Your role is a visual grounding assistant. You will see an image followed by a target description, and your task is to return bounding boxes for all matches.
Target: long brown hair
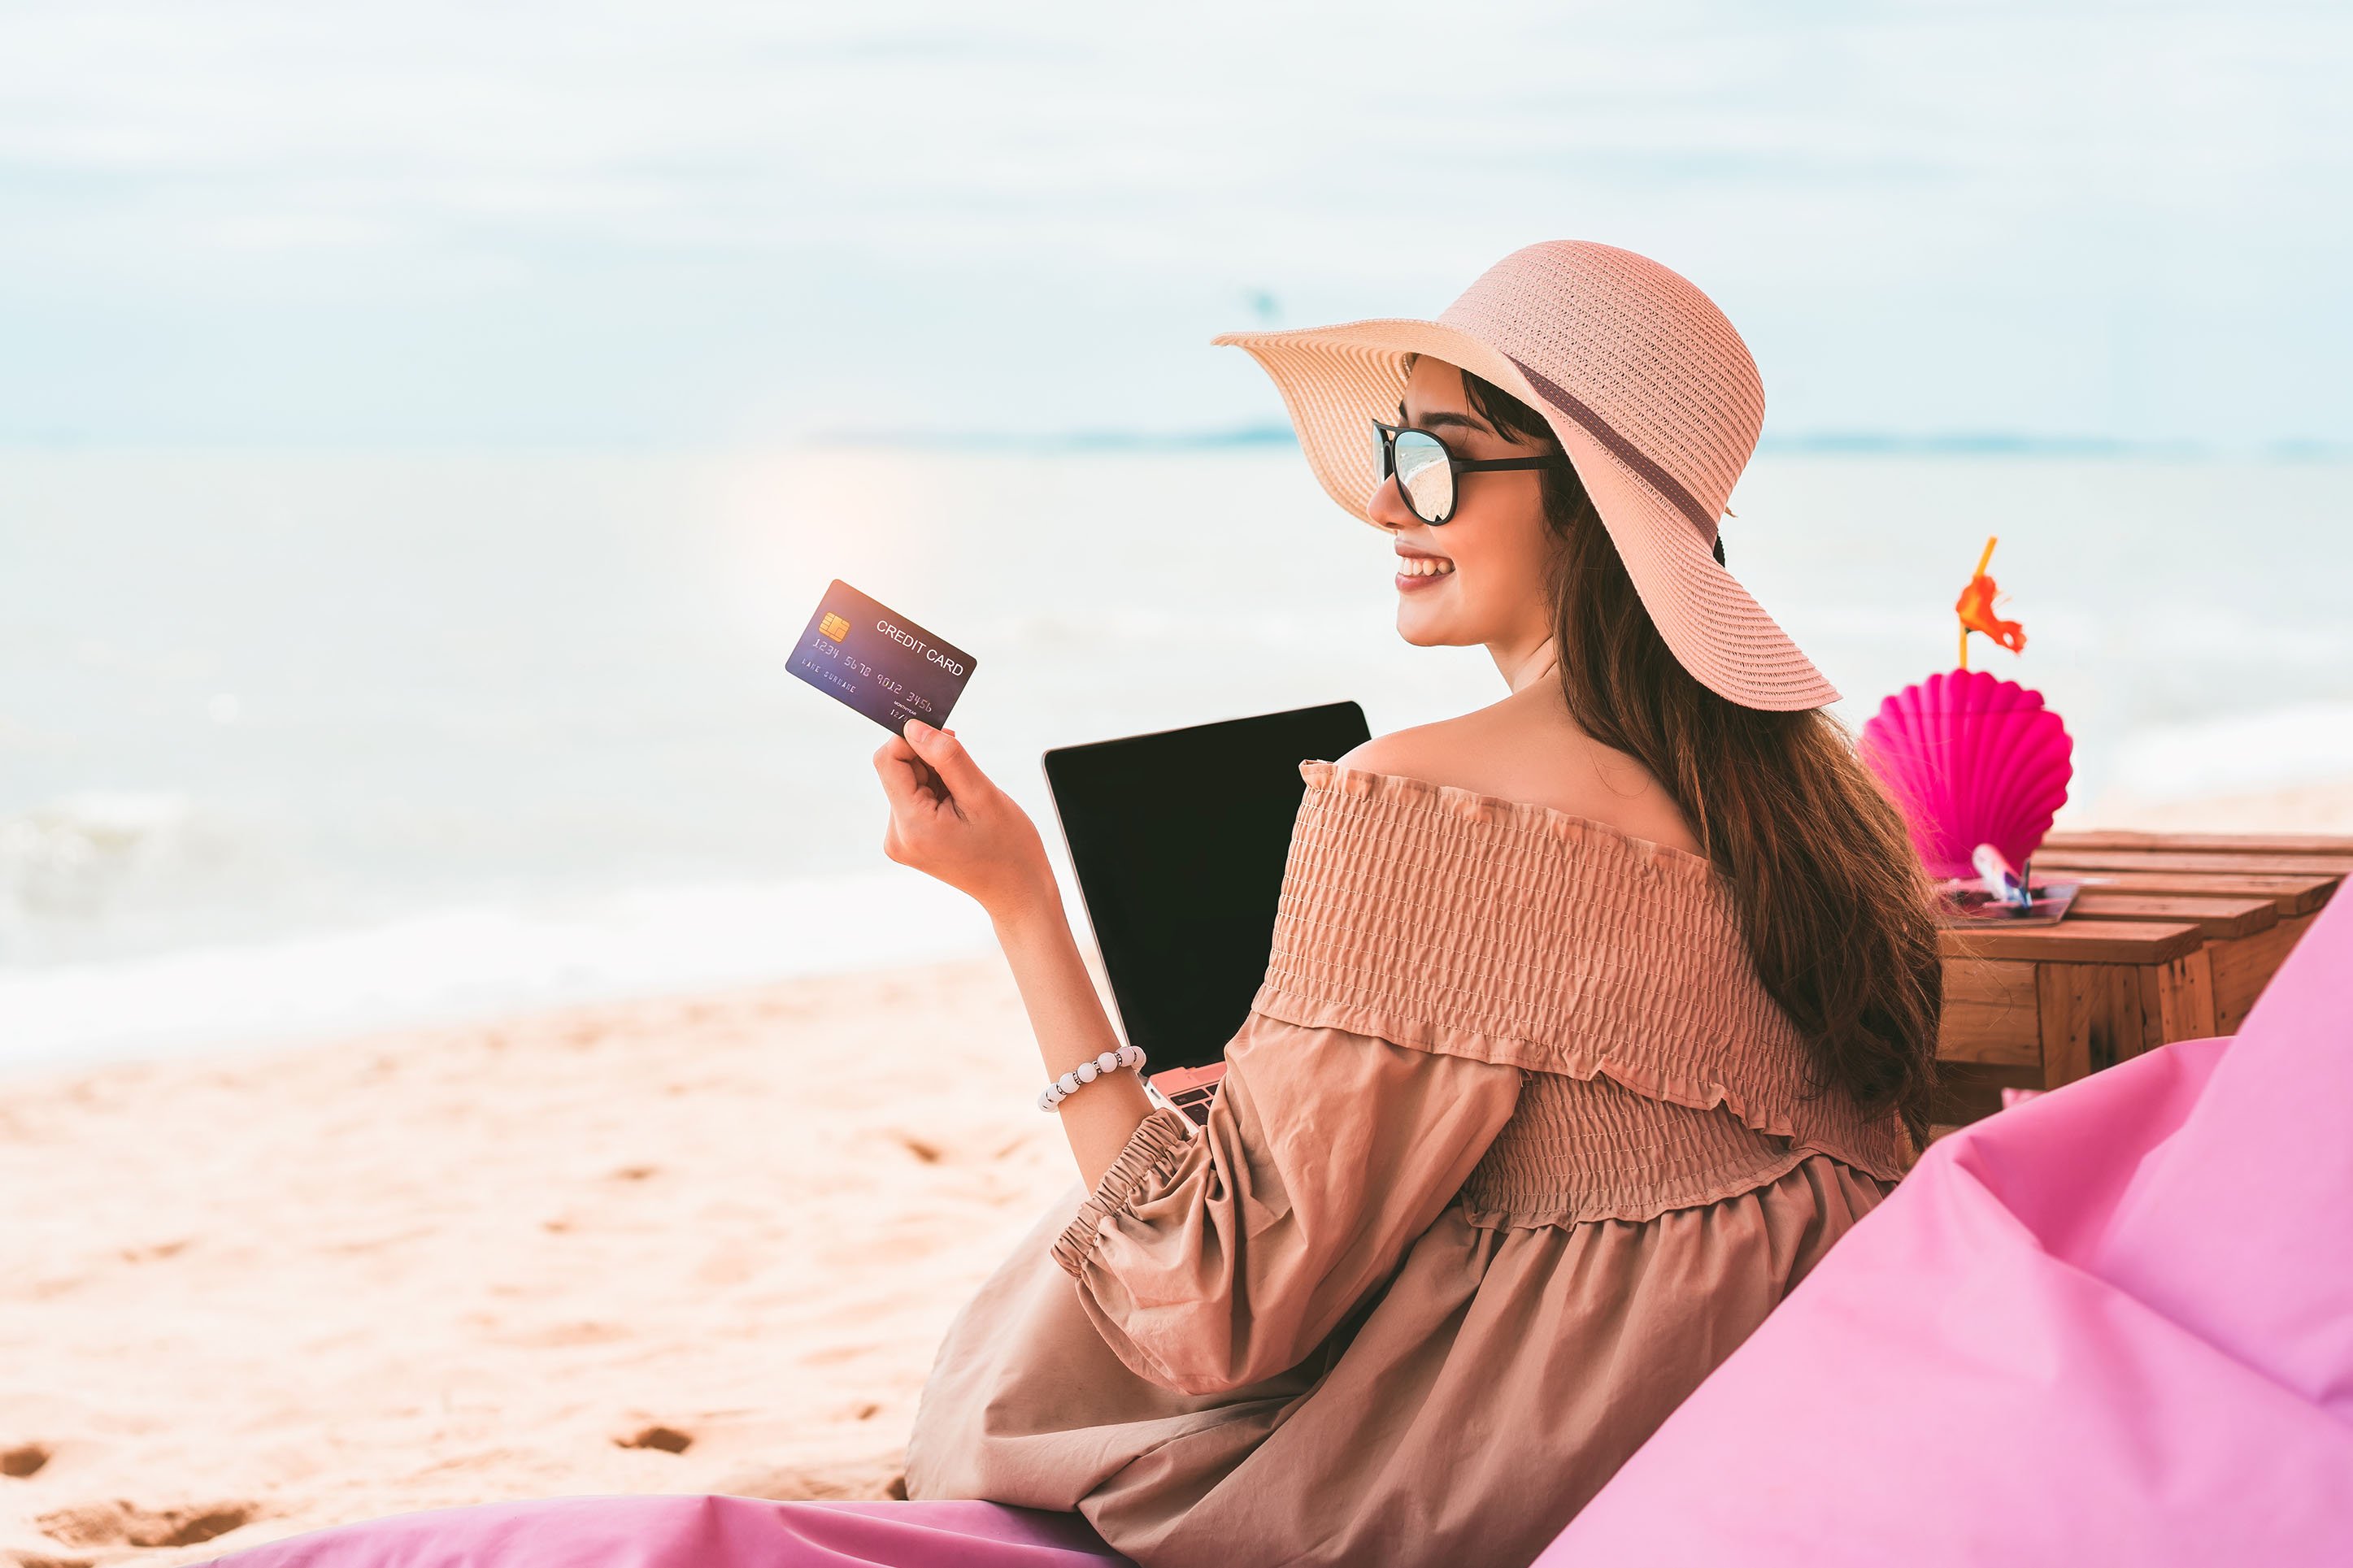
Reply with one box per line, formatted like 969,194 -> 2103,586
1459,367 -> 1943,1145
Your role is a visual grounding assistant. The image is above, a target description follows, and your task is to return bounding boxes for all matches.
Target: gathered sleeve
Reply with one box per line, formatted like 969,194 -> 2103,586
1052,1010 -> 1521,1396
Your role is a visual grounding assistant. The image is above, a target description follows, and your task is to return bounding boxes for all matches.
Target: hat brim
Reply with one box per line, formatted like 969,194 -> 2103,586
1215,319 -> 1839,711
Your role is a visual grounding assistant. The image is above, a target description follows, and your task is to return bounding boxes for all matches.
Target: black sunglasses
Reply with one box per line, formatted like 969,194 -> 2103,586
1373,419 -> 1571,525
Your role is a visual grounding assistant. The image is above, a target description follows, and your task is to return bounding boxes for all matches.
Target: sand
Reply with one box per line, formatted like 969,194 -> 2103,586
0,957 -> 1075,1566
7,782 -> 2348,1567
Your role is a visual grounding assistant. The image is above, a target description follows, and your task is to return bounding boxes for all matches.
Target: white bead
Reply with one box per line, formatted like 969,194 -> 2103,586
1041,1044 -> 1154,1110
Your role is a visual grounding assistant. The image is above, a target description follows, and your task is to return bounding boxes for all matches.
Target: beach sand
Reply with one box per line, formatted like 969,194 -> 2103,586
7,784 -> 2348,1567
0,957 -> 1075,1566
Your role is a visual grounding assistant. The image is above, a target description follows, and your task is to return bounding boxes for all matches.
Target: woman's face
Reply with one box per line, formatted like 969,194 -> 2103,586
1370,358 -> 1558,655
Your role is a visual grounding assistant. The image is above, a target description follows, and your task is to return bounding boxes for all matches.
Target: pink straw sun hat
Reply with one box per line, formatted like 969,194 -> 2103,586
1216,240 -> 1838,711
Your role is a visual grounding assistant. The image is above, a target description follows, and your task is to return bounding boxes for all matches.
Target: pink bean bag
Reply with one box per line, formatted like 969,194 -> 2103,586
207,1496 -> 1131,1567
1541,884 -> 2353,1565
208,893 -> 2353,1566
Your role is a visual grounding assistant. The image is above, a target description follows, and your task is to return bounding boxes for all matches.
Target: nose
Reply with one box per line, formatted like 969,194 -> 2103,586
1368,471 -> 1416,532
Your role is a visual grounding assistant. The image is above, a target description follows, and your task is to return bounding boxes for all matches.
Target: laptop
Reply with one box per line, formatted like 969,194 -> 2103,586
1041,701 -> 1372,1126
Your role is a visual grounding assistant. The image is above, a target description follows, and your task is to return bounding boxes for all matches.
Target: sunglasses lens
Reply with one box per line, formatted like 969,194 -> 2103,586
1392,430 -> 1453,522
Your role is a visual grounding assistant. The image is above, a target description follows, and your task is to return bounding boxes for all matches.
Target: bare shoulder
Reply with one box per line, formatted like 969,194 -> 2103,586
1336,688 -> 1703,854
1333,716 -> 1476,783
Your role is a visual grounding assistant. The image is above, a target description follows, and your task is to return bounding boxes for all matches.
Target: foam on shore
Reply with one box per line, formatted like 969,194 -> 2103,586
0,871 -> 994,1077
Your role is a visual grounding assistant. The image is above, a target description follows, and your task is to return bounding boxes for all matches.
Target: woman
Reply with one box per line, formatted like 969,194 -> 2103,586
883,240 -> 1941,1566
203,242 -> 1938,1568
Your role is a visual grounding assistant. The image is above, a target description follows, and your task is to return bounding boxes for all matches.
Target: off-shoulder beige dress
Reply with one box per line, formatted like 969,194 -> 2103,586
905,763 -> 1910,1568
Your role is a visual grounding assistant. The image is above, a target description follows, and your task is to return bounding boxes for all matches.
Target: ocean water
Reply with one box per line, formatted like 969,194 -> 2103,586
3,446 -> 2348,1071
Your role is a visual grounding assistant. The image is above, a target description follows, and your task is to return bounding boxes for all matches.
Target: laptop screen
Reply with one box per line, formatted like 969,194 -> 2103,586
1041,701 -> 1372,1072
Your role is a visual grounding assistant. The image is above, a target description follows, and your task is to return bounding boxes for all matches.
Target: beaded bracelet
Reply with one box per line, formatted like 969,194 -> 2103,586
1037,1044 -> 1147,1111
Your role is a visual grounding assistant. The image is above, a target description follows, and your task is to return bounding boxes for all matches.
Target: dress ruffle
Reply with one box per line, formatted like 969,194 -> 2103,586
1254,762 -> 1909,1183
1052,1110 -> 1193,1276
907,758 -> 1913,1566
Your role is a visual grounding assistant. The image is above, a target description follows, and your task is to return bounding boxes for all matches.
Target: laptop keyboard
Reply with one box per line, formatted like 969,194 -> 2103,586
1166,1083 -> 1220,1127
1146,1062 -> 1227,1128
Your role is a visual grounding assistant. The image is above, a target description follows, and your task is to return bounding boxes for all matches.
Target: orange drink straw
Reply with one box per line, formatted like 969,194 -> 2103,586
1955,535 -> 2025,667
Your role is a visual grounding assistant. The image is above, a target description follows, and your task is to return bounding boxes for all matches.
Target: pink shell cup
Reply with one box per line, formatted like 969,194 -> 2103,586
1857,670 -> 2073,880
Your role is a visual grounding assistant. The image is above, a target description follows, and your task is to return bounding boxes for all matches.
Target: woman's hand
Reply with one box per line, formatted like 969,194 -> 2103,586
873,719 -> 1057,919
876,718 -> 1150,1186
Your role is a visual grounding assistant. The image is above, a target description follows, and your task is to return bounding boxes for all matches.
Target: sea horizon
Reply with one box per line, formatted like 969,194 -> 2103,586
6,441 -> 2348,1073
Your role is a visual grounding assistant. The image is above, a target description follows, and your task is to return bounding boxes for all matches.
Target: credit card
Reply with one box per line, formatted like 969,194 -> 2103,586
786,580 -> 977,734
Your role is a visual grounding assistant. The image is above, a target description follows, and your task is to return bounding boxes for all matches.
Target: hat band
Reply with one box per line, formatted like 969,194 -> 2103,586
1504,354 -> 1719,541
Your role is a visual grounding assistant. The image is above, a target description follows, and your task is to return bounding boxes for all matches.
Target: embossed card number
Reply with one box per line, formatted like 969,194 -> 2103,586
787,580 -> 978,734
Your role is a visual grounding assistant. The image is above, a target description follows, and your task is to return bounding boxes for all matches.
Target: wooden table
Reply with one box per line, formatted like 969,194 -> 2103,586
1932,831 -> 2349,1127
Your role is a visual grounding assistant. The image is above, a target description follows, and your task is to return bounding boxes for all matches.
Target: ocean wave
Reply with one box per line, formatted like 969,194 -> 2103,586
0,871 -> 997,1077
0,792 -> 251,960
0,791 -> 198,888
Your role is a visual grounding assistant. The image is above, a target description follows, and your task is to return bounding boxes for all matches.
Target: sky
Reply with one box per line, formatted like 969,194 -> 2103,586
2,1 -> 2348,448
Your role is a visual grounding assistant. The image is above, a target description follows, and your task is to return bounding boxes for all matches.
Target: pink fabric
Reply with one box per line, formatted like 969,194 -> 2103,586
1539,888 -> 2353,1566
201,1496 -> 1132,1568
199,892 -> 2353,1566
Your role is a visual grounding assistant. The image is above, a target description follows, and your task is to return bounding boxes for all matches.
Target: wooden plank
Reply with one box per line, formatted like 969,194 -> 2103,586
2051,869 -> 2336,917
1929,1062 -> 2042,1129
1939,919 -> 2203,965
2212,911 -> 2316,1033
2068,892 -> 2277,939
2037,966 -> 2100,1087
2044,829 -> 2353,856
2147,947 -> 2218,1045
1936,958 -> 2041,1066
2037,962 -> 2158,1087
2033,848 -> 2353,878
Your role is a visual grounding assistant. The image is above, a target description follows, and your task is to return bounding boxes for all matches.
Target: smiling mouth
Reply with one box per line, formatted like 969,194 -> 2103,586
1395,554 -> 1455,590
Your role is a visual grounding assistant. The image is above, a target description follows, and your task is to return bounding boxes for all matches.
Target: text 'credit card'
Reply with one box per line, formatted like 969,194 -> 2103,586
786,580 -> 977,734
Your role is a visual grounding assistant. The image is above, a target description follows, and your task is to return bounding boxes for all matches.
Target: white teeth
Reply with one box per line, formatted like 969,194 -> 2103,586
1398,556 -> 1455,576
